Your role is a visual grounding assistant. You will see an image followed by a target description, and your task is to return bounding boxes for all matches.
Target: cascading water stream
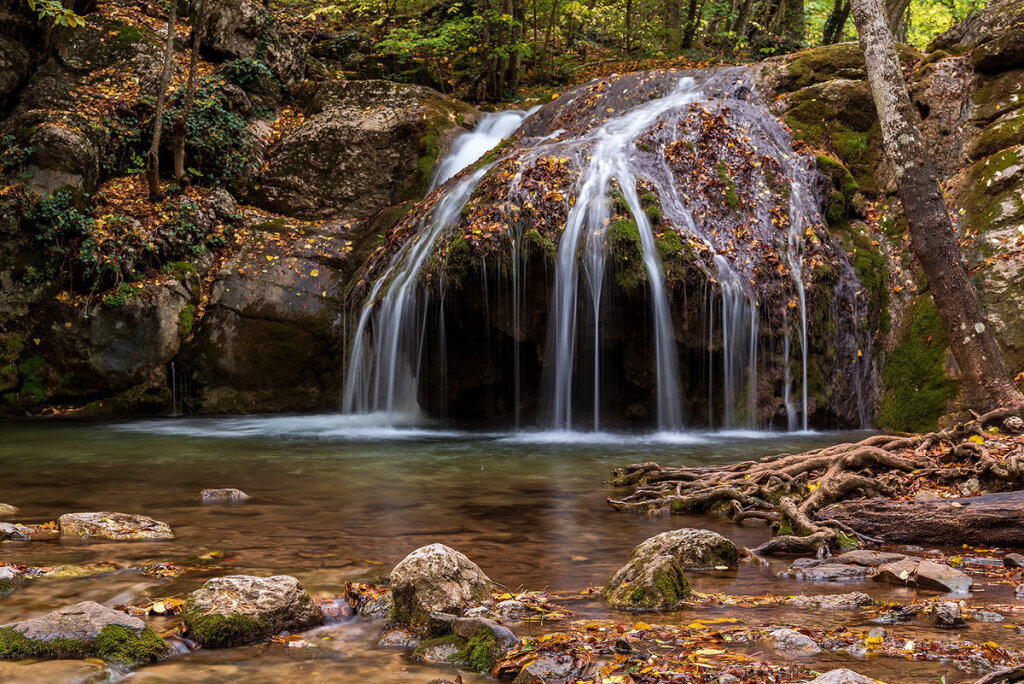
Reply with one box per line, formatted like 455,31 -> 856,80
343,110 -> 534,423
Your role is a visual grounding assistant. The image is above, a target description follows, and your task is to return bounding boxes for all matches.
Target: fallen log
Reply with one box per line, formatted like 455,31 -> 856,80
815,491 -> 1024,546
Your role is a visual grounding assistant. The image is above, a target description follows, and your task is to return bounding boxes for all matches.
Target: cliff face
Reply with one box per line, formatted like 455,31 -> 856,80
0,0 -> 1021,428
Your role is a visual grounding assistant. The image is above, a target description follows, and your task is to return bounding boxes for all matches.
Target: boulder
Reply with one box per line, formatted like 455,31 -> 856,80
806,669 -> 876,683
628,528 -> 739,569
0,36 -> 30,106
759,628 -> 821,655
199,488 -> 251,504
784,592 -> 873,610
0,566 -> 24,595
513,653 -> 590,683
932,601 -> 967,629
834,550 -> 910,566
389,544 -> 498,626
250,80 -> 476,220
1005,553 -> 1024,569
0,110 -> 107,194
929,0 -> 1024,73
183,575 -> 323,648
58,512 -> 174,540
602,549 -> 690,612
0,522 -> 31,541
782,563 -> 875,583
0,601 -> 167,667
873,558 -> 973,594
0,503 -> 17,516
453,616 -> 519,652
195,0 -> 307,87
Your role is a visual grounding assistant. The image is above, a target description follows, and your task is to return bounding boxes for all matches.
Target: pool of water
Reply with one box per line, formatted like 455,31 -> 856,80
0,417 -> 1018,682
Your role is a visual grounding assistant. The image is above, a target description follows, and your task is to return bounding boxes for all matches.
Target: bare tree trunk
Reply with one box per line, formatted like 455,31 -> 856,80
665,0 -> 682,51
147,0 -> 178,201
174,0 -> 204,185
884,0 -> 910,38
850,0 -> 1024,413
681,0 -> 702,47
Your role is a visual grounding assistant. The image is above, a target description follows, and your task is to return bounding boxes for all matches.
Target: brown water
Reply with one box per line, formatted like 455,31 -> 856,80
0,417 -> 1020,683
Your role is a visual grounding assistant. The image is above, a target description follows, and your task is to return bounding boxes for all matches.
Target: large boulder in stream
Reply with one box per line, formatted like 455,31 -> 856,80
633,528 -> 739,569
0,601 -> 168,667
182,575 -> 324,647
389,544 -> 499,626
58,512 -> 174,540
250,80 -> 478,220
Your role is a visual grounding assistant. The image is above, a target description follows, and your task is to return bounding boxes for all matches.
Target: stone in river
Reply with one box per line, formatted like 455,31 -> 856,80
759,628 -> 821,654
389,544 -> 498,626
0,504 -> 17,517
0,601 -> 167,667
0,523 -> 31,542
874,558 -> 973,594
0,566 -> 25,596
58,512 -> 174,540
781,563 -> 875,582
784,592 -> 873,610
932,601 -> 967,629
807,669 -> 877,683
200,488 -> 251,504
182,575 -> 323,648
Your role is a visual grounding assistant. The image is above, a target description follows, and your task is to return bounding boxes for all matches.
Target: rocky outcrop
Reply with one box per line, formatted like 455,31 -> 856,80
250,80 -> 477,220
195,0 -> 307,87
389,544 -> 498,626
182,575 -> 324,648
58,512 -> 174,540
929,0 -> 1024,73
0,601 -> 168,667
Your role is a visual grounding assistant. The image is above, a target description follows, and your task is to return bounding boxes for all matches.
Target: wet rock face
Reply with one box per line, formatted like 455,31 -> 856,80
0,601 -> 168,667
58,512 -> 174,541
389,544 -> 498,626
183,575 -> 324,648
250,80 -> 476,220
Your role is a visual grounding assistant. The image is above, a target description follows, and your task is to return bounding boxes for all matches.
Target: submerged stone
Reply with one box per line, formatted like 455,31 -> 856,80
0,659 -> 109,683
199,488 -> 251,504
808,668 -> 877,683
0,504 -> 17,517
378,626 -> 422,648
183,575 -> 323,648
759,628 -> 821,654
58,512 -> 173,541
0,601 -> 168,667
389,543 -> 498,626
784,592 -> 872,610
781,563 -> 875,583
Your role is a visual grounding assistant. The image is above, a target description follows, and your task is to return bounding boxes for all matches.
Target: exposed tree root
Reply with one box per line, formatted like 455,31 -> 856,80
607,410 -> 1024,555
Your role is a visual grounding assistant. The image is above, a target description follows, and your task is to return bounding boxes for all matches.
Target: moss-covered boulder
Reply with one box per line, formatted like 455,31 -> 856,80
411,616 -> 518,673
929,0 -> 1024,74
182,575 -> 324,648
58,512 -> 174,541
602,551 -> 689,611
0,601 -> 168,667
249,80 -> 477,220
389,544 -> 499,626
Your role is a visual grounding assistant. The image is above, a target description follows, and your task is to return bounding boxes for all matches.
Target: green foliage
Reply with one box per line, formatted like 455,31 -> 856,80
223,57 -> 276,90
0,624 -> 166,667
101,281 -> 140,308
0,135 -> 37,178
878,296 -> 960,432
25,0 -> 85,27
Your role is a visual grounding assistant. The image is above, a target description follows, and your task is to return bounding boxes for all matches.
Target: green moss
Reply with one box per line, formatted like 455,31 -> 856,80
179,304 -> 196,339
104,19 -> 159,53
878,295 -> 960,432
0,578 -> 14,595
0,625 -> 165,667
463,630 -> 499,672
94,625 -> 168,666
0,333 -> 25,393
849,227 -> 891,335
717,161 -> 739,209
183,601 -> 268,648
971,114 -> 1024,160
609,218 -> 645,293
412,634 -> 464,660
656,228 -> 682,257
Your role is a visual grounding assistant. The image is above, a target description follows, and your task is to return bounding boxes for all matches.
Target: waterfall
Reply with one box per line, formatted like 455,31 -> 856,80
342,67 -> 869,432
342,109 -> 534,422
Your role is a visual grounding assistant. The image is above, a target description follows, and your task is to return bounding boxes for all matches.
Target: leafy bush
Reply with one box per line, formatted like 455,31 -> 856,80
223,57 -> 276,90
0,134 -> 38,178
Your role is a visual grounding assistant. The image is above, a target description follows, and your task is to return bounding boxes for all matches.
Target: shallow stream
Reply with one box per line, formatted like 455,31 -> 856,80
1,419 -> 1020,682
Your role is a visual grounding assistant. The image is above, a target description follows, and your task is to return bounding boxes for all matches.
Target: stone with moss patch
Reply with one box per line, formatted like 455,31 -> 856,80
0,567 -> 24,596
603,552 -> 689,611
389,544 -> 498,627
0,601 -> 168,667
183,575 -> 323,648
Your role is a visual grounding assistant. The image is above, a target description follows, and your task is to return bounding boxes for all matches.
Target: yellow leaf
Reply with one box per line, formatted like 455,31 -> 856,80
808,482 -> 820,491
310,269 -> 319,277
151,601 -> 166,614
633,621 -> 652,631
969,434 -> 985,444
694,648 -> 725,655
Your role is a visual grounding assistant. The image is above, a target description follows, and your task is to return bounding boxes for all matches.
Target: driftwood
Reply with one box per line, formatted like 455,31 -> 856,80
816,491 -> 1024,546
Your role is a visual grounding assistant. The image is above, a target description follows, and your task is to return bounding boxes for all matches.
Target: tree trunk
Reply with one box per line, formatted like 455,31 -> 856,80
884,0 -> 910,39
665,0 -> 682,51
173,0 -> 203,185
822,0 -> 850,43
147,0 -> 178,201
850,0 -> 1024,414
681,0 -> 702,48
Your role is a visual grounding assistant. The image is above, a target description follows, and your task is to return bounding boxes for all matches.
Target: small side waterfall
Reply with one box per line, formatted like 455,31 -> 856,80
342,68 -> 874,431
342,110 -> 533,422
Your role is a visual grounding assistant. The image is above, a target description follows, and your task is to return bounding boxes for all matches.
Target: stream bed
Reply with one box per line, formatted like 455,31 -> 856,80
1,417 -> 1020,683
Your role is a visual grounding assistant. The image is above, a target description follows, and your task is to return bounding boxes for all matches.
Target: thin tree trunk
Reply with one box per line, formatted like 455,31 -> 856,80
624,0 -> 632,54
174,0 -> 204,185
850,0 -> 1024,413
884,0 -> 910,38
681,0 -> 701,47
822,0 -> 850,43
147,0 -> 178,201
665,0 -> 682,51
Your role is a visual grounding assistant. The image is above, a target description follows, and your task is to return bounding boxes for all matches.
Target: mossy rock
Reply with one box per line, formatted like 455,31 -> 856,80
970,111 -> 1024,161
0,601 -> 168,668
781,42 -> 918,91
602,553 -> 690,611
878,295 -> 959,432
